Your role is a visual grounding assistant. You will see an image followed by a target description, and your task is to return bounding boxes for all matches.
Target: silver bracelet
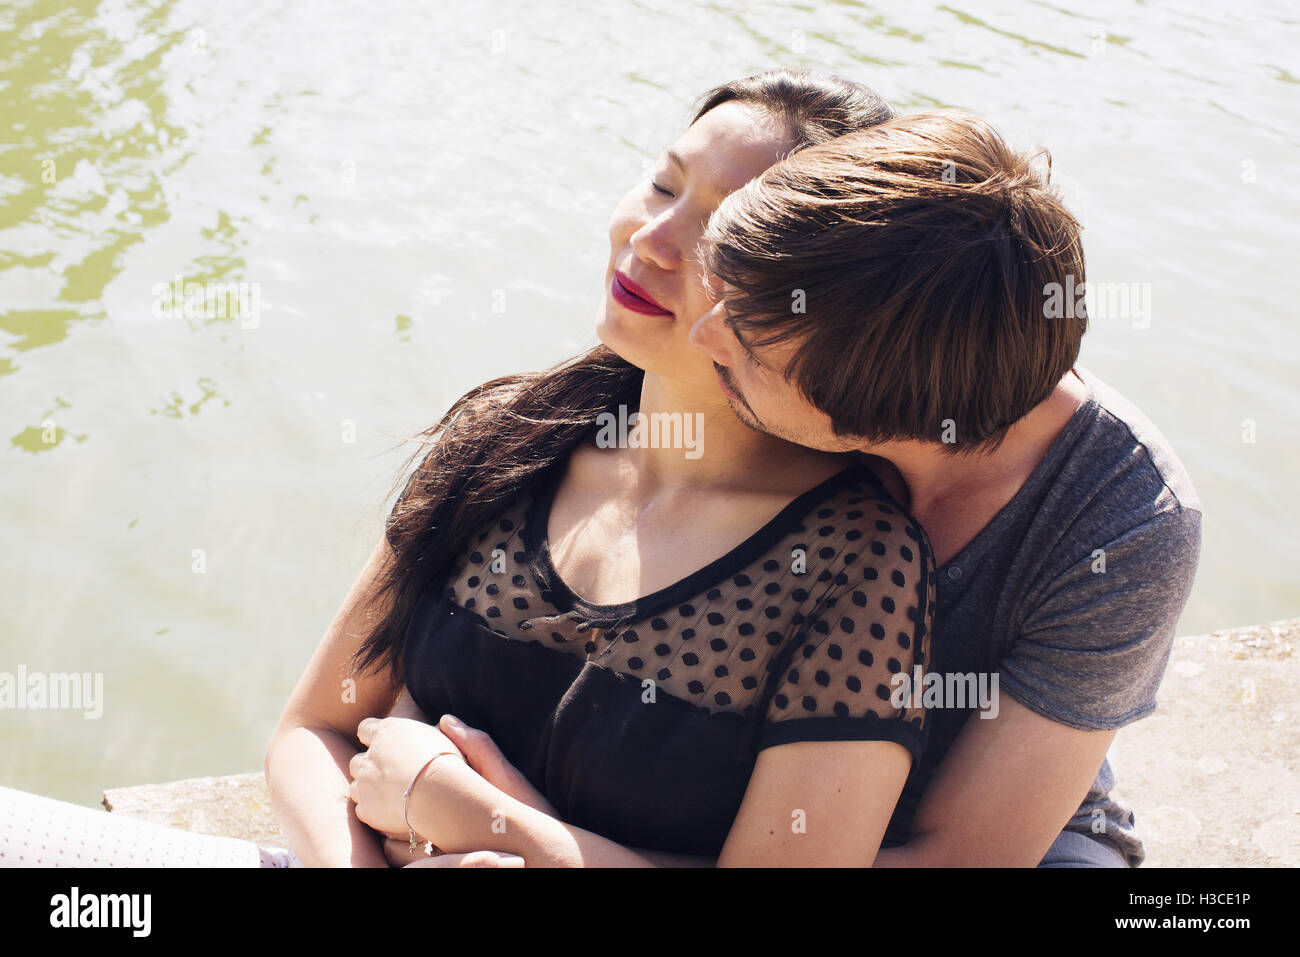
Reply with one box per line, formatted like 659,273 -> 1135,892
403,751 -> 463,853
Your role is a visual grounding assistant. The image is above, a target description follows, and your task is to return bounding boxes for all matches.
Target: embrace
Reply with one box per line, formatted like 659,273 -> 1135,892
279,67 -> 1203,869
1,69 -> 1203,869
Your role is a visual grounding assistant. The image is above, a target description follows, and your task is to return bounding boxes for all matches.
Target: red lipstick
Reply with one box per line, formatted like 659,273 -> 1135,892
612,270 -> 672,316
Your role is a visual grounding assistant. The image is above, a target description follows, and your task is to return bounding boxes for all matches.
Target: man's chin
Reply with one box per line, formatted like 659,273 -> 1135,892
724,395 -> 777,439
727,399 -> 853,453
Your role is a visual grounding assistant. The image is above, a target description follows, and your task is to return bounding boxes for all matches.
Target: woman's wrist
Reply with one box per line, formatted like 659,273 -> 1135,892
406,757 -> 583,864
407,751 -> 495,851
402,751 -> 461,847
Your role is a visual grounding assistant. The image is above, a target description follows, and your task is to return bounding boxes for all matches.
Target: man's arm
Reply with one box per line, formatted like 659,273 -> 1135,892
878,508 -> 1202,866
874,695 -> 1114,867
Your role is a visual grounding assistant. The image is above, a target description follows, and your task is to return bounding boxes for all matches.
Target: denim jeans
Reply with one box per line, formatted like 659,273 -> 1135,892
1037,828 -> 1130,868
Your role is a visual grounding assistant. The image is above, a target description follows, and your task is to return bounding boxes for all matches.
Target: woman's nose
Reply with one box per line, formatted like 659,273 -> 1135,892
629,214 -> 684,273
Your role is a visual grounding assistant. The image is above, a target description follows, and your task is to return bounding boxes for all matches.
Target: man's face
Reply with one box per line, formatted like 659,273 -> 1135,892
688,295 -> 862,453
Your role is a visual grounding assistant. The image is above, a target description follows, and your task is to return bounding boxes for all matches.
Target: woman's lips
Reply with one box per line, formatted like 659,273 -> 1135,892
611,271 -> 672,316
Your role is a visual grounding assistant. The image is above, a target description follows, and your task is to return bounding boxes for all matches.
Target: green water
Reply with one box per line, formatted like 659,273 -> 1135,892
2,0 -> 1297,804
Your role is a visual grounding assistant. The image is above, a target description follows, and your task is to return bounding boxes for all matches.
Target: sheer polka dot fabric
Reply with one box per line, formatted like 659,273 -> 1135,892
441,464 -> 933,743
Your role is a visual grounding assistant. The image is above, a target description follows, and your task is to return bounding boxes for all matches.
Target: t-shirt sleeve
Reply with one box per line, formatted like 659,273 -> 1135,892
757,509 -> 934,763
999,507 -> 1203,731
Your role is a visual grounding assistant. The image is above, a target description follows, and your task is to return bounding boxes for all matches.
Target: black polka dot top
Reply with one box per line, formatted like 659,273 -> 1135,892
401,458 -> 935,857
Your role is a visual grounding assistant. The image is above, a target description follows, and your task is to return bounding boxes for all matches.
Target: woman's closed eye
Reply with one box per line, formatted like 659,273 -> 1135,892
650,179 -> 675,198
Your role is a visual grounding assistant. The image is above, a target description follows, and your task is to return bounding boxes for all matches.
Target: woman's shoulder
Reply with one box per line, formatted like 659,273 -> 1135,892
799,464 -> 936,631
758,463 -> 935,745
811,460 -> 929,553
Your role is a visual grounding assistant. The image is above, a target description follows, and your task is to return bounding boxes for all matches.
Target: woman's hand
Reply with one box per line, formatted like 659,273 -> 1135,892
348,716 -> 464,837
381,693 -> 554,817
357,715 -> 665,867
436,714 -> 558,818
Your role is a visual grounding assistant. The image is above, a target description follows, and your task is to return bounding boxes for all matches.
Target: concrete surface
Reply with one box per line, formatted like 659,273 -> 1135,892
101,618 -> 1299,866
103,771 -> 285,847
1107,617 -> 1298,867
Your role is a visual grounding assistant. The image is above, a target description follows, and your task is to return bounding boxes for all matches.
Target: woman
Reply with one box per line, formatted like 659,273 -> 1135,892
0,69 -> 934,868
297,68 -> 936,868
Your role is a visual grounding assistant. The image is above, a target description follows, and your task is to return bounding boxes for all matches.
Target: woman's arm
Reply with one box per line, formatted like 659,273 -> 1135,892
399,757 -> 659,867
623,848 -> 715,867
436,717 -> 904,868
717,739 -> 911,866
356,713 -> 713,866
398,737 -> 909,867
387,686 -> 429,721
265,536 -> 405,867
353,709 -> 907,867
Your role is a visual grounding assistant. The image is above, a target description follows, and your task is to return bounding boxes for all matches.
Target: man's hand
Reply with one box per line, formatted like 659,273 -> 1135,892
356,698 -> 556,866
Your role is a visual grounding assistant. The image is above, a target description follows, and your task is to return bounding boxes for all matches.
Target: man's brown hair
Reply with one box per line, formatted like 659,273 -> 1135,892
702,109 -> 1088,452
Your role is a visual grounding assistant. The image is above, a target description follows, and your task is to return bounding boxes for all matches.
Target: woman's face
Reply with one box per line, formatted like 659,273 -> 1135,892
597,100 -> 794,392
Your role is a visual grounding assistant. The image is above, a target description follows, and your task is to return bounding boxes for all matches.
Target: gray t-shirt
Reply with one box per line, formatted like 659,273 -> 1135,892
883,364 -> 1203,865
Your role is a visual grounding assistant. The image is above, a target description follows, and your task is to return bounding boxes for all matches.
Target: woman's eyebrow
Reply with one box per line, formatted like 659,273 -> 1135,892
664,147 -> 730,202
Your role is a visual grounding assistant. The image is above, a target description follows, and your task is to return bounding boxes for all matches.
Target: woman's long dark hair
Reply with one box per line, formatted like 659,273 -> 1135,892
351,69 -> 897,688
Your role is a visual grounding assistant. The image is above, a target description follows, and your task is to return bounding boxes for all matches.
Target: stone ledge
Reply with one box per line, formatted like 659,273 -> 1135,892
102,771 -> 285,848
102,618 -> 1300,866
1107,617 -> 1298,867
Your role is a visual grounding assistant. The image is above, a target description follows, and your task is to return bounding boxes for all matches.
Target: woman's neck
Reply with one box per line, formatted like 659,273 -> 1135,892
608,372 -> 846,497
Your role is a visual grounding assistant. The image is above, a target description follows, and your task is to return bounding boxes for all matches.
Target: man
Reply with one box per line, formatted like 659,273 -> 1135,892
687,109 -> 1202,866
